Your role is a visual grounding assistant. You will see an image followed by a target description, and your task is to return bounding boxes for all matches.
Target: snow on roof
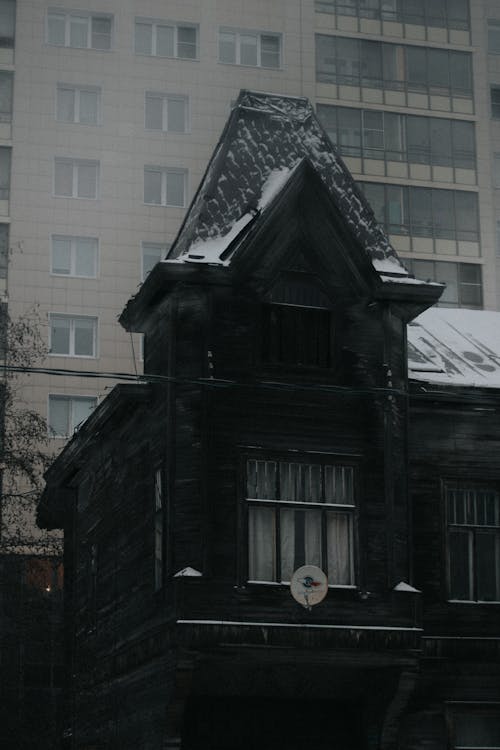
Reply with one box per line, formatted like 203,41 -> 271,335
169,90 -> 408,274
408,307 -> 500,388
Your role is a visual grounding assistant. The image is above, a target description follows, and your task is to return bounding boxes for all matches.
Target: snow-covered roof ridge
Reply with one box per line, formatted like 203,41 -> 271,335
408,307 -> 500,388
167,89 -> 407,273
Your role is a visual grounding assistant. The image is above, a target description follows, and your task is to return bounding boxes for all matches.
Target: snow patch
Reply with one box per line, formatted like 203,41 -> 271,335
182,213 -> 254,265
373,257 -> 409,276
174,567 -> 203,577
393,581 -> 421,593
257,166 -> 294,210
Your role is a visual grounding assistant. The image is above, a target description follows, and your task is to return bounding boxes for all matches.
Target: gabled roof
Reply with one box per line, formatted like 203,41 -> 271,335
167,89 -> 407,275
408,308 -> 500,389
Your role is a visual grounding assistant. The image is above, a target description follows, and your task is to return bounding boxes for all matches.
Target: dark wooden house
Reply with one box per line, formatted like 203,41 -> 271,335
39,91 -> 500,750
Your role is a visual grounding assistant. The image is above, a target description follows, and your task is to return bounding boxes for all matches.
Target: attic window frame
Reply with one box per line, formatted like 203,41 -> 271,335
260,271 -> 335,371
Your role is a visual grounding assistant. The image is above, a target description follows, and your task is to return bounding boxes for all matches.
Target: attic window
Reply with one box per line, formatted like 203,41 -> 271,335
263,273 -> 333,369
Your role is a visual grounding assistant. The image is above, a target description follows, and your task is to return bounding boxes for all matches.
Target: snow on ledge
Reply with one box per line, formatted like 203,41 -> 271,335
183,213 -> 255,265
257,166 -> 295,210
393,581 -> 421,593
174,567 -> 203,578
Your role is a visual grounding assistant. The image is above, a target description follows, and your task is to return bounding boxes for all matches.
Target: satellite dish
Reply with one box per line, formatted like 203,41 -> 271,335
290,565 -> 328,610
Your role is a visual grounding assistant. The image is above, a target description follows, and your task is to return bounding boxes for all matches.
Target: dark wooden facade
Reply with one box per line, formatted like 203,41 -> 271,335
39,92 -> 500,750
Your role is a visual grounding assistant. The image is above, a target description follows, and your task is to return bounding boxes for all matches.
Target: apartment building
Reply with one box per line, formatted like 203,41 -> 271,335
0,0 -> 498,451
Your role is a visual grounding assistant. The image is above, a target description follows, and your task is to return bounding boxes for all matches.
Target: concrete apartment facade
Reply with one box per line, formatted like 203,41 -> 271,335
0,0 -> 499,448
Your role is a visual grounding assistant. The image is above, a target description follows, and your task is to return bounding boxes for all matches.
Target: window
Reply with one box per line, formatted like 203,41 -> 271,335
144,167 -> 186,207
49,314 -> 97,357
56,85 -> 100,125
262,272 -> 334,368
135,19 -> 198,59
404,259 -> 482,308
0,146 -> 10,200
315,35 -> 472,99
145,93 -> 188,132
219,29 -> 281,68
450,706 -> 500,749
359,182 -> 479,243
54,158 -> 99,199
154,468 -> 164,590
447,487 -> 500,601
0,72 -> 13,122
48,394 -> 97,437
0,223 -> 8,278
492,87 -> 500,119
314,0 -> 470,31
141,242 -> 169,281
47,11 -> 112,50
51,235 -> 98,277
245,454 -> 356,585
489,19 -> 500,54
0,0 -> 16,47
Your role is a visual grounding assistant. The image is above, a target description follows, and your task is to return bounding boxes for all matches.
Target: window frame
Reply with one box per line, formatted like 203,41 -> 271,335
488,19 -> 500,55
314,0 -> 470,32
218,27 -> 282,69
403,259 -> 482,308
491,86 -> 500,119
240,449 -> 359,587
54,158 -> 99,200
144,166 -> 187,207
445,484 -> 500,603
50,234 -> 99,278
56,84 -> 101,125
47,393 -> 97,438
447,702 -> 500,750
49,313 -> 98,358
47,10 -> 113,50
144,92 -> 189,133
134,18 -> 199,60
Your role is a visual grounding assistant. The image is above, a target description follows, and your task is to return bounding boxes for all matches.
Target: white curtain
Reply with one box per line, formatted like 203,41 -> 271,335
248,506 -> 275,581
327,512 -> 352,584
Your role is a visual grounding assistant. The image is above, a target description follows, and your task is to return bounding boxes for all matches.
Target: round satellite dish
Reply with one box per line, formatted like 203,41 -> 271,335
290,565 -> 328,610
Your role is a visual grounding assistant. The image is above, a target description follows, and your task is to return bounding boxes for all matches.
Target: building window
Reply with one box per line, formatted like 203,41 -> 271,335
489,19 -> 500,54
450,706 -> 500,748
56,85 -> 100,125
48,394 -> 97,437
0,223 -> 8,278
49,314 -> 97,357
315,0 -> 470,31
51,235 -> 98,278
492,87 -> 500,119
141,242 -> 169,281
360,182 -> 479,243
317,105 -> 475,170
145,93 -> 188,132
154,468 -> 164,590
47,11 -> 112,50
447,487 -> 500,602
134,19 -> 198,59
315,35 -> 472,99
219,29 -> 281,68
0,146 -> 10,200
54,158 -> 99,199
0,71 -> 13,122
245,454 -> 356,585
144,167 -> 186,207
0,0 -> 16,48
404,259 -> 482,308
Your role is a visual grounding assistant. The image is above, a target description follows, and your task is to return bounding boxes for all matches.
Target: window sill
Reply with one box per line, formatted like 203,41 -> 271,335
446,599 -> 500,606
217,60 -> 282,71
49,353 -> 97,359
247,580 -> 357,590
135,52 -> 199,62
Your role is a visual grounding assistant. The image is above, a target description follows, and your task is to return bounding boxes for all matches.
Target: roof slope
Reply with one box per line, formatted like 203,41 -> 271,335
168,90 -> 407,274
408,308 -> 500,388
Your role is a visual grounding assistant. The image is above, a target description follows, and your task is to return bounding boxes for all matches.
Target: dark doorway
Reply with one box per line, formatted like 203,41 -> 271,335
182,696 -> 365,750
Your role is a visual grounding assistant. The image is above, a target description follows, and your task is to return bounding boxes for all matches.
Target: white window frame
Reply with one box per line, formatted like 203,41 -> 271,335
219,28 -> 282,69
489,19 -> 500,55
48,394 -> 97,438
134,18 -> 199,60
56,84 -> 101,125
54,158 -> 99,199
47,10 -> 113,50
245,453 -> 356,586
144,166 -> 187,207
145,92 -> 189,133
50,234 -> 99,278
141,242 -> 169,281
49,313 -> 98,358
